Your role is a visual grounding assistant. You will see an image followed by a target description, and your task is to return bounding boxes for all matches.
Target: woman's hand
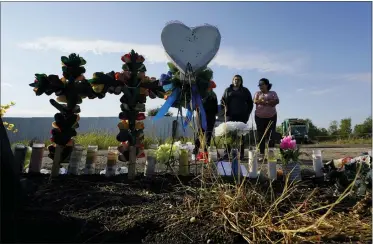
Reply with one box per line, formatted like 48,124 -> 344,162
267,99 -> 279,107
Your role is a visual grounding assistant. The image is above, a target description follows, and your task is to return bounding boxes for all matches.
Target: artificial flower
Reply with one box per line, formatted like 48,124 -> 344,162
136,55 -> 145,63
214,121 -> 250,137
121,54 -> 131,63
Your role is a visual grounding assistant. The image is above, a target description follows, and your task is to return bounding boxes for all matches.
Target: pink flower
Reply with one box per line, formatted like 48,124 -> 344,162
280,136 -> 297,150
289,139 -> 297,150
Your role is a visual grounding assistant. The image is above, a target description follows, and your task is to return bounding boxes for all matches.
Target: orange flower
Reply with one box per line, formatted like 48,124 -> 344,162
115,72 -> 120,80
117,120 -> 129,130
61,77 -> 67,83
135,121 -> 144,130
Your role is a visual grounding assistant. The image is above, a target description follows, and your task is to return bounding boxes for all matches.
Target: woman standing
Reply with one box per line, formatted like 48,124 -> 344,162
221,75 -> 253,159
253,78 -> 279,160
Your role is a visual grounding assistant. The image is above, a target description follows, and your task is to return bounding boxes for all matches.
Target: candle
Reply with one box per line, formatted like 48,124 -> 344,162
106,146 -> 118,177
312,149 -> 323,177
144,144 -> 157,177
179,149 -> 189,176
267,148 -> 277,180
14,144 -> 27,174
68,144 -> 84,175
248,150 -> 258,178
84,145 -> 98,175
29,143 -> 45,173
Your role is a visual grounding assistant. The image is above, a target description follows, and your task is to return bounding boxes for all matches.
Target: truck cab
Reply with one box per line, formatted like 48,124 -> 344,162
282,118 -> 310,144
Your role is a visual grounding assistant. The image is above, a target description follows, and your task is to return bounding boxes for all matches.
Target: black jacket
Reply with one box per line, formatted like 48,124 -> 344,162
203,91 -> 218,119
221,84 -> 253,123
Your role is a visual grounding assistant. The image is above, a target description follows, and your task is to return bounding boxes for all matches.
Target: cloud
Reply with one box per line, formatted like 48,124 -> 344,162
18,37 -> 305,74
310,88 -> 333,95
1,82 -> 12,88
295,72 -> 372,83
338,73 -> 372,83
296,88 -> 304,92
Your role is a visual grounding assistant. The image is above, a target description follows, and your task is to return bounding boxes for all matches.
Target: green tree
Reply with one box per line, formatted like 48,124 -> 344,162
354,116 -> 372,137
328,120 -> 339,135
147,107 -> 173,117
339,118 -> 352,138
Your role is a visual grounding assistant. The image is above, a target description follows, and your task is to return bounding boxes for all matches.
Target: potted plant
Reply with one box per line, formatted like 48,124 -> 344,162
279,136 -> 303,183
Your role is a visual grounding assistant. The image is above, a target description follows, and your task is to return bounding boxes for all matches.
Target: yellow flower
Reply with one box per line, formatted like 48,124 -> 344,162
3,121 -> 8,126
13,129 -> 18,133
10,101 -> 15,106
7,123 -> 14,130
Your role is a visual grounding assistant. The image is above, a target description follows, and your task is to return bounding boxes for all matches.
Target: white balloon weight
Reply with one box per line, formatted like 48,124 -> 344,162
161,21 -> 221,74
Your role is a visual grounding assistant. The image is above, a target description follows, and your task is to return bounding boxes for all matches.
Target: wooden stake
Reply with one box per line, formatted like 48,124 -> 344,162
128,146 -> 136,180
51,145 -> 64,177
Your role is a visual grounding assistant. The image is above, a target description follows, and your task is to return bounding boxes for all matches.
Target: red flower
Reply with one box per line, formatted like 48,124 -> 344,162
121,53 -> 131,63
136,55 -> 145,63
209,80 -> 216,89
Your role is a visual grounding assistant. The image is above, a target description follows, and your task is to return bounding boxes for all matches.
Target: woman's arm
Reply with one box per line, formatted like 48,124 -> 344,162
267,91 -> 279,106
253,92 -> 265,105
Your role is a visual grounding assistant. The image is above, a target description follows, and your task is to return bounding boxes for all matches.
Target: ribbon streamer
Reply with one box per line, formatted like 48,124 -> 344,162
153,88 -> 181,121
183,85 -> 207,131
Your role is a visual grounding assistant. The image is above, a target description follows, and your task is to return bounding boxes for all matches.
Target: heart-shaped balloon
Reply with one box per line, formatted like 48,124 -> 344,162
161,21 -> 221,74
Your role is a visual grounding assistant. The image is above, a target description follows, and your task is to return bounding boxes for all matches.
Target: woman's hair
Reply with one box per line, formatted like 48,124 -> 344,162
259,78 -> 272,91
232,74 -> 243,83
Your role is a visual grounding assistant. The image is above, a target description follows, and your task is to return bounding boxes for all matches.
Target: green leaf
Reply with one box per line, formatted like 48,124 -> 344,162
167,62 -> 178,73
61,56 -> 69,64
80,57 -> 87,66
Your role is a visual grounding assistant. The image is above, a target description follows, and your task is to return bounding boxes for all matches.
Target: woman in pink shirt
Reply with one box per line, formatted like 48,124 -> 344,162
253,78 -> 279,159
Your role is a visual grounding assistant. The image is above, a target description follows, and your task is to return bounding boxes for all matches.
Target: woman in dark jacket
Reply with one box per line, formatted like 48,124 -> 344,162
221,75 -> 254,159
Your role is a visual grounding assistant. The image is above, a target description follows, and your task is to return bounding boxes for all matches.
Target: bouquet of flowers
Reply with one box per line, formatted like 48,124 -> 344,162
214,121 -> 250,138
156,143 -> 180,164
279,136 -> 302,164
214,121 -> 250,152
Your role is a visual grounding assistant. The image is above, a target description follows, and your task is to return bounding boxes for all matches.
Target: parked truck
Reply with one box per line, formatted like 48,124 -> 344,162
282,118 -> 311,144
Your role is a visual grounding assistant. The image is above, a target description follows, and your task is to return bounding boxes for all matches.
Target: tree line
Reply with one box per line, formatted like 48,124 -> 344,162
276,116 -> 372,141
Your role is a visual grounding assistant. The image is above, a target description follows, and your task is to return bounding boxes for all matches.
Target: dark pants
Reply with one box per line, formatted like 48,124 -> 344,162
194,115 -> 216,154
255,114 -> 277,154
223,114 -> 248,159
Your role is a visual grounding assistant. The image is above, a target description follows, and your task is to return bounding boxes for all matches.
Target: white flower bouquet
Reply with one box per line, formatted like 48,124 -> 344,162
214,121 -> 250,137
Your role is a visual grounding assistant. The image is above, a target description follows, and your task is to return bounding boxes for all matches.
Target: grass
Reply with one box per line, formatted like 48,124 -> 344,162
318,137 -> 372,145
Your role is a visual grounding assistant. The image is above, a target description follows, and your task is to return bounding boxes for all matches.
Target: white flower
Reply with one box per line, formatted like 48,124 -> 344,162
214,121 -> 250,137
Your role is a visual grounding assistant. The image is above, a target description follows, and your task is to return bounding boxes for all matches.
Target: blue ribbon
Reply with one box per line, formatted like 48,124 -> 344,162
153,88 -> 181,121
183,85 -> 207,131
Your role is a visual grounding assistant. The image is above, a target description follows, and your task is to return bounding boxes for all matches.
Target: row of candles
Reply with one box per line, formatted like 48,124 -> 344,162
13,143 -> 160,177
13,142 -> 324,179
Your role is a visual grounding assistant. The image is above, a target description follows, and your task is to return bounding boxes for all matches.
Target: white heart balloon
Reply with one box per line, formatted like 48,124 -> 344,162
161,21 -> 221,74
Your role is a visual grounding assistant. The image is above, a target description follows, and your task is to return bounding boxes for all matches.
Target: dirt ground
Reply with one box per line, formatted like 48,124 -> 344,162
15,146 -> 371,243
16,172 -> 371,243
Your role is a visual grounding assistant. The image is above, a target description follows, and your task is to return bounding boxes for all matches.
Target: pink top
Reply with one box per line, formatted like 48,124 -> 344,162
254,91 -> 279,118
